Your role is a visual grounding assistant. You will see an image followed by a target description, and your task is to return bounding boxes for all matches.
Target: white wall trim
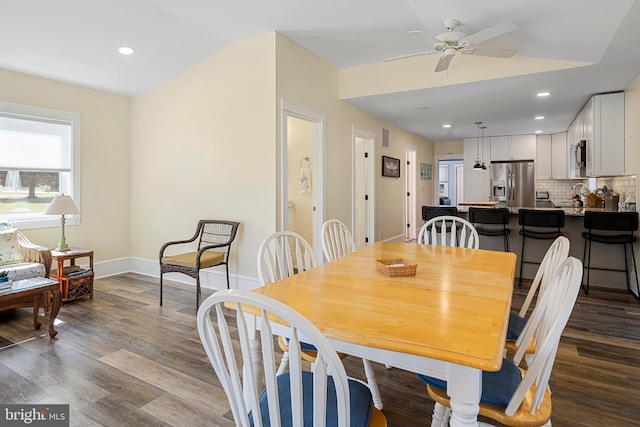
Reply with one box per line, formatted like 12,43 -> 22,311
352,126 -> 376,246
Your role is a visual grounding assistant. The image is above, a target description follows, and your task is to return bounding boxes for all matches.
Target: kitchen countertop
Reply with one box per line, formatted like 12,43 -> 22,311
456,205 -> 610,216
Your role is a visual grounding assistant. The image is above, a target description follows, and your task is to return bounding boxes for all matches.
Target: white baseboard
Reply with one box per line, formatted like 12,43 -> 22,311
94,256 -> 261,291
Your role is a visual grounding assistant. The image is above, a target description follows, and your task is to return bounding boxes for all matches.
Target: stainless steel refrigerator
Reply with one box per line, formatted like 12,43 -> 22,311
490,161 -> 535,207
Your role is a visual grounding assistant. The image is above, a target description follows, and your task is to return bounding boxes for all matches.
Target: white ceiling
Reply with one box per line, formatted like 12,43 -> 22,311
2,0 -> 640,142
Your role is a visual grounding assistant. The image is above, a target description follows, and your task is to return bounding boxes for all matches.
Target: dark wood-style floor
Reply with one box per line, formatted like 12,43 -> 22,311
0,273 -> 639,426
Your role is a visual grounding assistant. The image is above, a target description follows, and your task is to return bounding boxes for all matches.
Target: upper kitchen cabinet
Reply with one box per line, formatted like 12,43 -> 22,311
463,137 -> 490,169
551,133 -> 568,179
536,133 -> 567,179
568,92 -> 624,176
490,134 -> 536,161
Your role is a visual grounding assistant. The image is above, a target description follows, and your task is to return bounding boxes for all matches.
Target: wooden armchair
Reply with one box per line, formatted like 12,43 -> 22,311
159,220 -> 240,308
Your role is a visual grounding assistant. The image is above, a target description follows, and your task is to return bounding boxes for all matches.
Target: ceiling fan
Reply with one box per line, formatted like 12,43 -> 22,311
386,19 -> 517,72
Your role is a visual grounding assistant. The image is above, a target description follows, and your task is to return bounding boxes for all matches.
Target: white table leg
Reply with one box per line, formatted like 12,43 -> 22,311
447,364 -> 481,427
244,314 -> 262,405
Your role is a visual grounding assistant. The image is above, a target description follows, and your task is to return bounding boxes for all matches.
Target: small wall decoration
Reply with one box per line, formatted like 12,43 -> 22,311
421,163 -> 432,180
382,156 -> 400,178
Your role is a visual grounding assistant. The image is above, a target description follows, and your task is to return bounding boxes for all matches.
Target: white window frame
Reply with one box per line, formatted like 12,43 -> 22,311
0,101 -> 81,230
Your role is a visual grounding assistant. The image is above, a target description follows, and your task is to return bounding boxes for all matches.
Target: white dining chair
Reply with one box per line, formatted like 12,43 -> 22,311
321,219 -> 357,261
320,219 -> 384,410
197,289 -> 387,427
506,236 -> 570,357
420,257 -> 583,427
418,215 -> 480,249
259,230 -> 383,410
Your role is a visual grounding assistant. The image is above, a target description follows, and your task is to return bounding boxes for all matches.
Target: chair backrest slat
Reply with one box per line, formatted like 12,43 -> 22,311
322,219 -> 357,261
257,231 -> 318,285
418,215 -> 480,249
519,236 -> 570,317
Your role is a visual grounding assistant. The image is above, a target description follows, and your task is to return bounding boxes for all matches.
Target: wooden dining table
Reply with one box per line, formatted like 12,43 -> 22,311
251,241 -> 517,427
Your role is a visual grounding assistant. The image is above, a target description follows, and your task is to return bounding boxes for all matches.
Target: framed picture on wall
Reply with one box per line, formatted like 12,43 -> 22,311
421,163 -> 432,180
382,156 -> 400,177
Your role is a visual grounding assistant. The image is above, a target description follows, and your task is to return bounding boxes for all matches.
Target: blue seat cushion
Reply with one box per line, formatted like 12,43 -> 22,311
416,358 -> 522,409
249,371 -> 373,427
507,314 -> 527,341
300,342 -> 317,352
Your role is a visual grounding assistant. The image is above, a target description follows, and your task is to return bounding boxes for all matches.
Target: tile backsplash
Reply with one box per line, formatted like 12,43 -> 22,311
536,175 -> 637,204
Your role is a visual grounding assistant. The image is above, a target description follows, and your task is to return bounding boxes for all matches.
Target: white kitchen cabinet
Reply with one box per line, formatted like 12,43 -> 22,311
536,135 -> 552,179
463,137 -> 490,169
568,93 -> 624,177
490,136 -> 511,161
510,134 -> 536,160
491,134 -> 535,161
462,167 -> 491,202
536,133 -> 567,179
551,132 -> 568,179
593,93 -> 624,176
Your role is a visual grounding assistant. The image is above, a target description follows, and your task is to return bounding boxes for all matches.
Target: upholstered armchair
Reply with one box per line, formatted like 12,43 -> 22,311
0,220 -> 53,312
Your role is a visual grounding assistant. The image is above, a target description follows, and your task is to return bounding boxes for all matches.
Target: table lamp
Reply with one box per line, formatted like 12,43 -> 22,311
45,194 -> 79,252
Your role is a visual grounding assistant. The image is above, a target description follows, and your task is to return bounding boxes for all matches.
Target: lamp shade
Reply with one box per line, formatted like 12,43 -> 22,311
45,195 -> 79,215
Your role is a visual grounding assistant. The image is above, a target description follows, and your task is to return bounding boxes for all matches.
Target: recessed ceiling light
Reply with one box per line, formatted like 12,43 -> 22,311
537,92 -> 551,97
535,116 -> 545,120
118,46 -> 135,55
535,130 -> 543,134
442,124 -> 451,128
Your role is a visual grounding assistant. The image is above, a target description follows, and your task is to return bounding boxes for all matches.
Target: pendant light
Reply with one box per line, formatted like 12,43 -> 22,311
480,125 -> 487,170
473,121 -> 483,170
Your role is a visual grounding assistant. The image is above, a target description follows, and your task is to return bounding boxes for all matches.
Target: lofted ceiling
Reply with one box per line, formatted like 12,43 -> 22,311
2,0 -> 640,142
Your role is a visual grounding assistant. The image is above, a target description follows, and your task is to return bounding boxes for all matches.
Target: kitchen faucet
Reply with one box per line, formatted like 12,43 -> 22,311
571,182 -> 588,191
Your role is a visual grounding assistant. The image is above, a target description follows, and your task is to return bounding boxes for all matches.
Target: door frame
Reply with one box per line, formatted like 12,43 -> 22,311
280,100 -> 326,261
352,126 -> 376,247
434,154 -> 463,205
404,145 -> 417,240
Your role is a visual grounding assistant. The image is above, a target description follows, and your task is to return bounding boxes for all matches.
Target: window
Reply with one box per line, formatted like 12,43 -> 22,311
0,101 -> 80,230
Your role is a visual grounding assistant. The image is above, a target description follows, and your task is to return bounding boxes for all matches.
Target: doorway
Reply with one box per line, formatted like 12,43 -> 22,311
352,127 -> 375,250
280,100 -> 326,261
434,155 -> 463,206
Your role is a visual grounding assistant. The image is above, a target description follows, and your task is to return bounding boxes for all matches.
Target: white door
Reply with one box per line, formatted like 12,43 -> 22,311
405,148 -> 417,240
353,127 -> 375,249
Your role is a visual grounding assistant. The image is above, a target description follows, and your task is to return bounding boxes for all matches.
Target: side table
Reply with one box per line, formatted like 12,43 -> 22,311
51,248 -> 94,303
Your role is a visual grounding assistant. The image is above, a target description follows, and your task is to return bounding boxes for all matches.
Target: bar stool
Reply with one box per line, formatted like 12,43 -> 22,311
422,206 -> 457,222
518,209 -> 565,287
582,211 -> 639,299
468,207 -> 510,251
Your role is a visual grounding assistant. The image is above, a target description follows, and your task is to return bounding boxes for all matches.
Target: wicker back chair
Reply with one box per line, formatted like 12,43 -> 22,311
159,220 -> 240,308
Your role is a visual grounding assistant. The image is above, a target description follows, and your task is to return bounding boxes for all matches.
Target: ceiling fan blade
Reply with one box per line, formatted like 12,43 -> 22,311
461,21 -> 517,46
462,46 -> 517,58
434,54 -> 453,72
407,30 -> 438,46
384,50 -> 436,62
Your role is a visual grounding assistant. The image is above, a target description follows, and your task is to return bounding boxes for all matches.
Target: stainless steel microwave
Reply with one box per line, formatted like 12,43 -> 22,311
570,140 -> 587,178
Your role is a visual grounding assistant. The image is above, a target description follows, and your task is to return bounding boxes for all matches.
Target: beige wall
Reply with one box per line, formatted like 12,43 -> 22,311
434,140 -> 463,156
131,33 -> 277,279
275,34 -> 434,242
0,68 -> 131,262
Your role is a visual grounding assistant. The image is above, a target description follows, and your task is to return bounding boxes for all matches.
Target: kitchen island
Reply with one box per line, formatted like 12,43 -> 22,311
456,205 -> 638,296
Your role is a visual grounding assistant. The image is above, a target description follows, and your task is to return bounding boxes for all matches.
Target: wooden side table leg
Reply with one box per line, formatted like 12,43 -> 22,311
33,293 -> 42,330
48,289 -> 62,338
